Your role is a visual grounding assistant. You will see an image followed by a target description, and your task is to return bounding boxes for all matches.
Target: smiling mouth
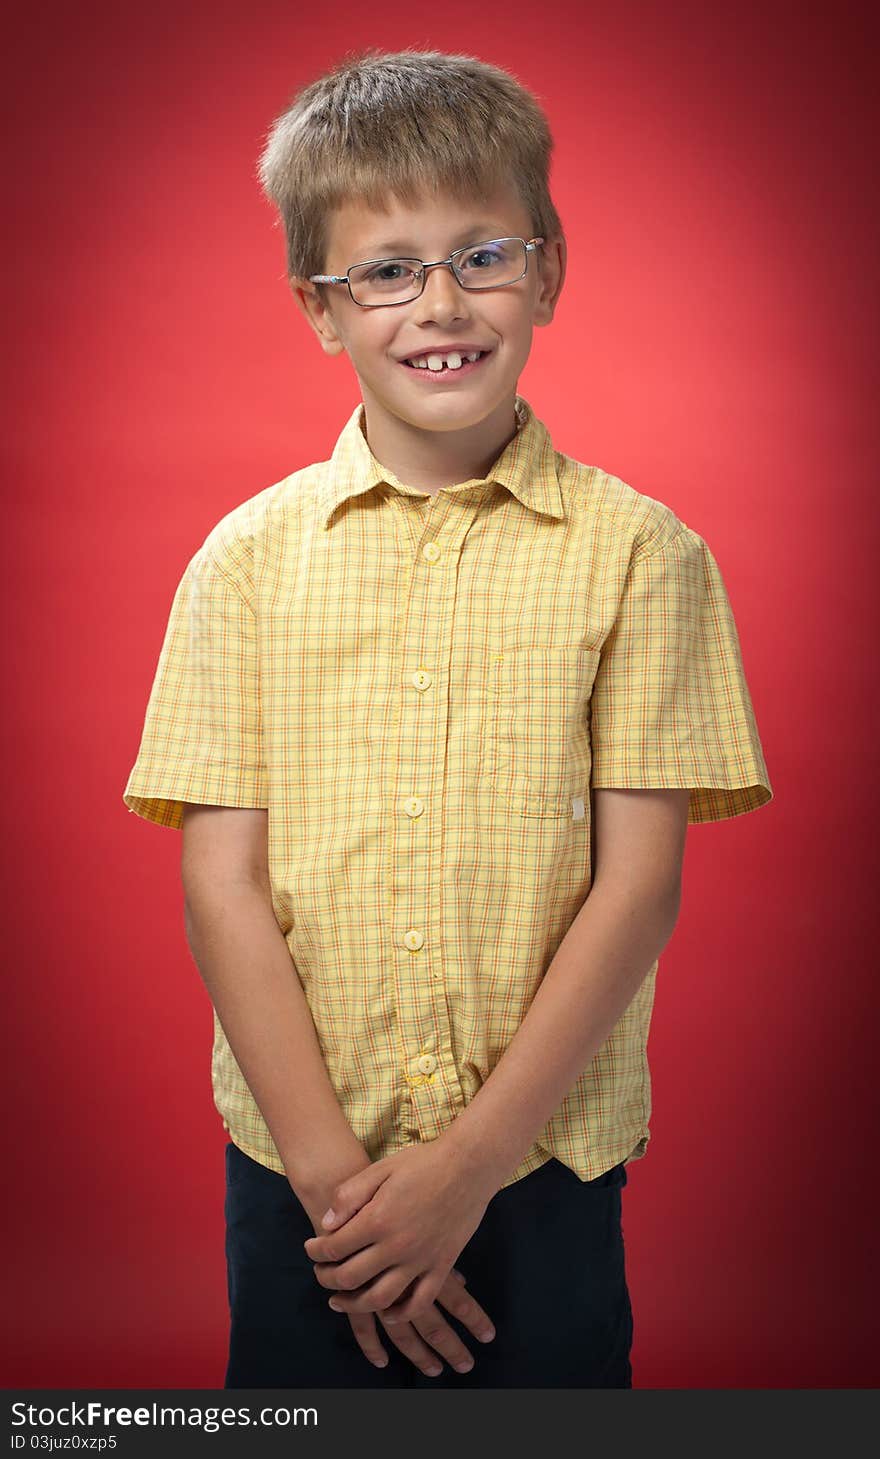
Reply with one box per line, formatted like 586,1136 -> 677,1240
399,349 -> 493,377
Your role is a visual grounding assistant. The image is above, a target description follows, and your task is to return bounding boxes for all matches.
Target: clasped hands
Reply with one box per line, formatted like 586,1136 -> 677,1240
303,1138 -> 494,1326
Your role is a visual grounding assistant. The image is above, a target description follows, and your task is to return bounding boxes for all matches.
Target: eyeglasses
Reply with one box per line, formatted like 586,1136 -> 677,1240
308,236 -> 545,309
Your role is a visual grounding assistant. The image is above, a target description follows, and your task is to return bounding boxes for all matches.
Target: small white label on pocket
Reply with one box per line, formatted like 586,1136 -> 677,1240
571,795 -> 585,820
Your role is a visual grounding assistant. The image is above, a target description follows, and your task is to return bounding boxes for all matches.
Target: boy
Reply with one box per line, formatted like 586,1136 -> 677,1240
123,47 -> 773,1389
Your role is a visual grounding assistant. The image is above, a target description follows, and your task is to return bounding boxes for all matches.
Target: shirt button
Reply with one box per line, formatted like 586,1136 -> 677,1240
411,668 -> 432,691
403,796 -> 425,817
403,929 -> 425,951
415,1054 -> 436,1074
422,542 -> 442,562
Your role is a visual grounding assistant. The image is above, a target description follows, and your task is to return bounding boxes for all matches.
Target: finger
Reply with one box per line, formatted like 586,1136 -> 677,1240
323,1266 -> 414,1316
435,1271 -> 497,1345
379,1268 -> 443,1326
346,1312 -> 392,1371
310,1241 -> 392,1293
378,1311 -> 452,1379
304,1210 -> 378,1263
345,1306 -> 448,1380
320,1163 -> 388,1230
409,1307 -> 479,1374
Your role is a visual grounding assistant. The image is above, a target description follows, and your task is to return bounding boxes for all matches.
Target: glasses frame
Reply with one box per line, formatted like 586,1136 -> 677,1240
308,236 -> 545,309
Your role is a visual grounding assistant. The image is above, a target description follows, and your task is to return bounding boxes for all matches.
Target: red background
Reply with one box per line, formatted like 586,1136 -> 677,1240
4,0 -> 877,1389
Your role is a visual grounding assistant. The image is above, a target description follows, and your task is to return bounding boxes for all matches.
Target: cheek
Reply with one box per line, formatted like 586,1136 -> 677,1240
353,324 -> 399,363
487,298 -> 530,338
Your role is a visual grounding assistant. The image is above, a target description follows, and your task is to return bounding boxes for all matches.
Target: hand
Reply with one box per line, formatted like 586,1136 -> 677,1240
302,1139 -> 495,1323
342,1266 -> 497,1377
296,1161 -> 496,1377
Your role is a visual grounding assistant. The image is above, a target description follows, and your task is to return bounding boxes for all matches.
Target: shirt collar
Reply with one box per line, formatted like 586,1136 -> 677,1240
318,393 -> 566,529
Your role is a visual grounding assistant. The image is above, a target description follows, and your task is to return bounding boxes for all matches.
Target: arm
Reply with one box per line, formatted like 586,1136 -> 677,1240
185,805 -> 501,1371
181,805 -> 370,1209
440,787 -> 691,1193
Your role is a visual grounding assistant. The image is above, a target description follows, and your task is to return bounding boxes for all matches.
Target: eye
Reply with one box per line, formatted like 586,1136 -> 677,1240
459,244 -> 507,271
365,261 -> 410,283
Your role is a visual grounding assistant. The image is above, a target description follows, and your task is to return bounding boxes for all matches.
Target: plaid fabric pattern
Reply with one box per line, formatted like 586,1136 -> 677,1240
123,394 -> 772,1188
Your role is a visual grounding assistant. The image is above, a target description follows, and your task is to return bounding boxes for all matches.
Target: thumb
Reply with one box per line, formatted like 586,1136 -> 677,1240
321,1162 -> 388,1228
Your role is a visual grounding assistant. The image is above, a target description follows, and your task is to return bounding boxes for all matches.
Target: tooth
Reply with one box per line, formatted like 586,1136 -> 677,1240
425,351 -> 464,371
407,350 -> 482,370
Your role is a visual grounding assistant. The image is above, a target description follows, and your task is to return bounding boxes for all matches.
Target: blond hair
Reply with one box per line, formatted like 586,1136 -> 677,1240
256,46 -> 564,298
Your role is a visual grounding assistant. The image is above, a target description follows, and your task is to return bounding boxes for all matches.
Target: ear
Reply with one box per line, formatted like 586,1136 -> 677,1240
288,277 -> 348,358
534,234 -> 566,326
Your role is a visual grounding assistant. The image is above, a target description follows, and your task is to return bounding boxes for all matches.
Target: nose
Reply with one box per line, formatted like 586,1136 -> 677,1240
412,261 -> 468,318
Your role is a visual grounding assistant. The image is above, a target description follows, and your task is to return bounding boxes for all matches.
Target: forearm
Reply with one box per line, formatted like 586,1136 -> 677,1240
183,880 -> 367,1200
442,879 -> 681,1194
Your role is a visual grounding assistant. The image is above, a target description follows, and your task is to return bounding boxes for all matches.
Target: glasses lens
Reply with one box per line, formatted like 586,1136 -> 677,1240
349,258 -> 422,307
347,240 -> 528,305
454,238 -> 526,289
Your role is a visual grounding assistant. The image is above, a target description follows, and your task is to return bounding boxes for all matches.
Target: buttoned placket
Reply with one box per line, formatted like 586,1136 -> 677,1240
381,481 -> 493,1144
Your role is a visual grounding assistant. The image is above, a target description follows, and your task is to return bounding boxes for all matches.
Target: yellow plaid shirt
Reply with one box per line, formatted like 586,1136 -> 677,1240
123,393 -> 773,1188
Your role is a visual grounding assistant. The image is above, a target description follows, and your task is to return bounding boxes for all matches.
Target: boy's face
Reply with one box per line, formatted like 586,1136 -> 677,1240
291,179 -> 565,445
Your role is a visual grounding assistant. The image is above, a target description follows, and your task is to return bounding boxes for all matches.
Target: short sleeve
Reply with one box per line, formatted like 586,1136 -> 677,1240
122,544 -> 267,830
589,524 -> 773,825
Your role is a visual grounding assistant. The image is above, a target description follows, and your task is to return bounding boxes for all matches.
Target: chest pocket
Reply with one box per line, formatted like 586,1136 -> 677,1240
486,645 -> 602,817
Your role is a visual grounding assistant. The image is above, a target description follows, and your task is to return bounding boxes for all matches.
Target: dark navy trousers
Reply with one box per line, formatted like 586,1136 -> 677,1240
223,1139 -> 634,1389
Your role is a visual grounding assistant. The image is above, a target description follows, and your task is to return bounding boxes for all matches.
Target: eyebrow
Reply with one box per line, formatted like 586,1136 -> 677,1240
353,224 -> 510,260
